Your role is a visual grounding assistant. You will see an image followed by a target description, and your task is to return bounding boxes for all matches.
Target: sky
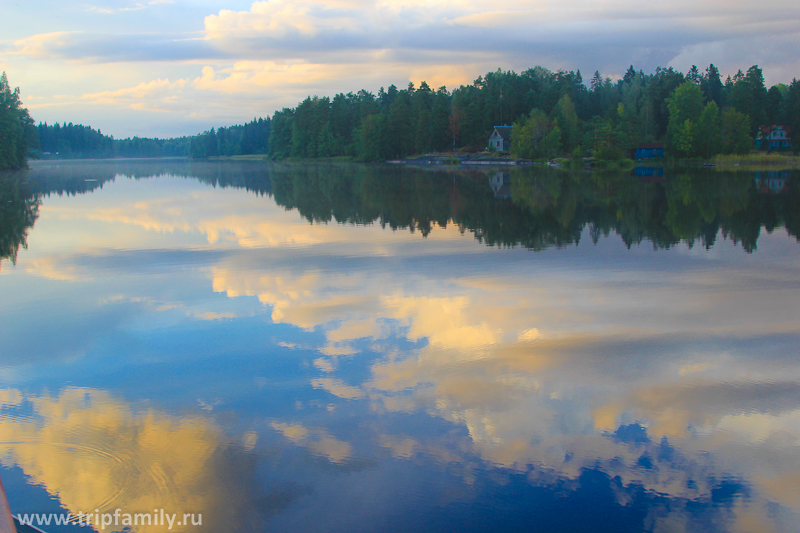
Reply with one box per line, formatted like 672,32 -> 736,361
1,0 -> 800,138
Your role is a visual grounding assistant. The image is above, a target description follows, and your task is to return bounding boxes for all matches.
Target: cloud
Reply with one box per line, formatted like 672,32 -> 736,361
85,0 -> 174,14
24,255 -> 81,280
0,387 -> 297,531
204,1 -> 353,40
13,1 -> 800,79
197,0 -> 800,76
84,78 -> 186,100
11,31 -> 223,63
191,311 -> 238,320
9,165 -> 800,530
271,422 -> 354,463
313,357 -> 336,372
11,0 -> 799,137
311,377 -> 366,399
10,32 -> 80,59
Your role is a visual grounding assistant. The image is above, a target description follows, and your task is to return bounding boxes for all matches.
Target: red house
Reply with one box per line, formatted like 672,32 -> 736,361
755,125 -> 792,151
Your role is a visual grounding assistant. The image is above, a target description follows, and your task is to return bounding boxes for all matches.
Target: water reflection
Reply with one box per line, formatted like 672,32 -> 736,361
1,160 -> 799,532
0,171 -> 40,268
269,164 -> 800,252
0,388 -> 305,533
19,160 -> 800,253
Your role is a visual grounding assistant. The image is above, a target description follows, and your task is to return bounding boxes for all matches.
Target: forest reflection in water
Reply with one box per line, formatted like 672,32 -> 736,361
0,160 -> 799,533
2,160 -> 798,260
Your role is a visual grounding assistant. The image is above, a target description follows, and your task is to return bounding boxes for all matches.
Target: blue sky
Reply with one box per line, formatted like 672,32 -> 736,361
2,0 -> 799,138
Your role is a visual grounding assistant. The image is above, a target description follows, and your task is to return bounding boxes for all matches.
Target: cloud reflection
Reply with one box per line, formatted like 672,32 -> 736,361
0,388 -> 296,532
7,171 -> 800,531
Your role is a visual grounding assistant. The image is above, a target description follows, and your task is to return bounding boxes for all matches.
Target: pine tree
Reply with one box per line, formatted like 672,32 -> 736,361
703,64 -> 723,107
0,72 -> 36,169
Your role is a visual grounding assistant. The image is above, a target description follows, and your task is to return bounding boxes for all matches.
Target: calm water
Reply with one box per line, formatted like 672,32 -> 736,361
1,159 -> 799,533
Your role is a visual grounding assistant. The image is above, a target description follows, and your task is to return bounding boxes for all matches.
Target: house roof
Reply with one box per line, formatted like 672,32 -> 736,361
638,142 -> 664,149
492,126 -> 513,140
758,125 -> 791,136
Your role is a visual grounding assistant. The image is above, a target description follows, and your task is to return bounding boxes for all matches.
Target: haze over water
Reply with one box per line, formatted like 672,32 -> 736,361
1,159 -> 799,532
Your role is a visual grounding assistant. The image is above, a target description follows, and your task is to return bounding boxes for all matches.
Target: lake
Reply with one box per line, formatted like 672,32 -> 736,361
1,159 -> 799,532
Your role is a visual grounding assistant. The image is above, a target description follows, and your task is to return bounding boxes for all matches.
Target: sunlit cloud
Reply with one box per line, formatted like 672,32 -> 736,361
83,78 -> 188,105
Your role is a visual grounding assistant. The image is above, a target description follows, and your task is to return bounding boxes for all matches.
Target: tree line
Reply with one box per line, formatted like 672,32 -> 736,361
31,116 -> 272,160
35,122 -> 192,159
266,64 -> 800,161
3,64 -> 800,169
189,117 -> 271,158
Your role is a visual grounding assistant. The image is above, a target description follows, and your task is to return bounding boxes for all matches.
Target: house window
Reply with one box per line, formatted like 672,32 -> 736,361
783,141 -> 789,147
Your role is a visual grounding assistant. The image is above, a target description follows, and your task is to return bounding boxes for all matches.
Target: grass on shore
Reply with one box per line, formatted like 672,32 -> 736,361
712,153 -> 800,170
591,158 -> 635,169
211,151 -> 800,171
208,154 -> 269,161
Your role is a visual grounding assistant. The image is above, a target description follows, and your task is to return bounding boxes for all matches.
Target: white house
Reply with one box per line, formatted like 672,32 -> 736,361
488,126 -> 513,152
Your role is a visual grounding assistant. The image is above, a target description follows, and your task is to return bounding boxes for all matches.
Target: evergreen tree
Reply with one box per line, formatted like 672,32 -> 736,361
0,72 -> 36,169
413,81 -> 434,154
686,65 -> 701,85
648,67 -> 686,139
430,87 -> 451,151
269,109 -> 294,159
357,114 -> 388,160
766,85 -> 784,125
784,79 -> 800,153
623,65 -> 637,84
729,65 -> 767,135
703,64 -> 723,107
387,91 -> 413,157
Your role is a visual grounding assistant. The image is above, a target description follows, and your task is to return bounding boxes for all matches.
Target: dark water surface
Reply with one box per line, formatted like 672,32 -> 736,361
1,159 -> 799,532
